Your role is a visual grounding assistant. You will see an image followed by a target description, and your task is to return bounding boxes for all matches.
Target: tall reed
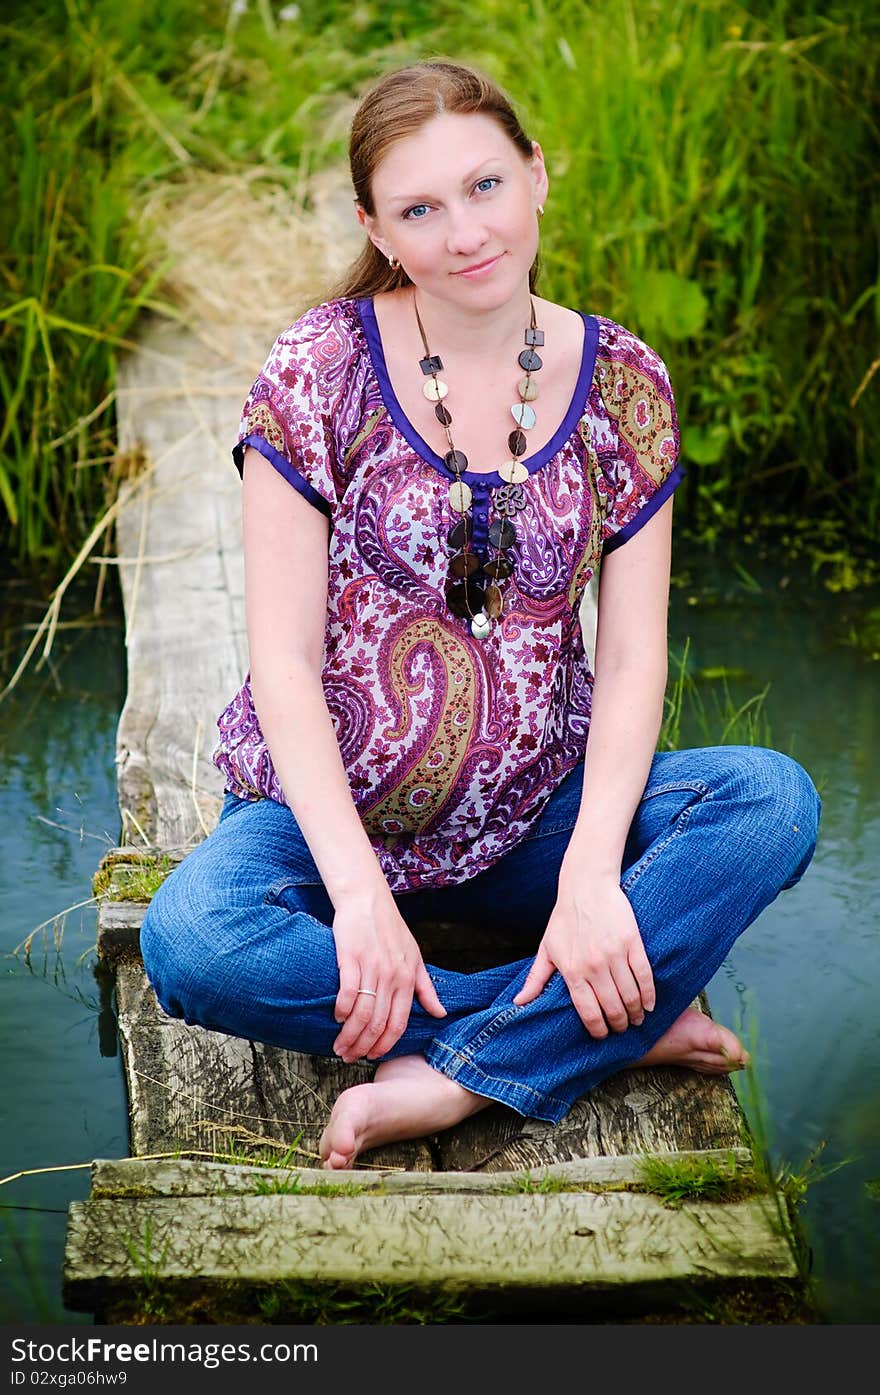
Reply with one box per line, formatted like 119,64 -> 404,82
2,0 -> 877,572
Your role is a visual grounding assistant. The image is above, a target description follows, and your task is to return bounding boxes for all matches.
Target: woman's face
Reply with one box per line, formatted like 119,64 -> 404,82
359,111 -> 548,310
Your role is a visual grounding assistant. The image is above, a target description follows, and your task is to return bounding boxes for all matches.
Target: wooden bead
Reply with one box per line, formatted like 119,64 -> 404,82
518,348 -> 542,373
485,584 -> 504,619
435,403 -> 452,426
448,479 -> 473,513
449,551 -> 479,578
444,449 -> 469,473
447,517 -> 473,548
508,429 -> 527,457
518,376 -> 539,401
510,403 -> 536,430
498,460 -> 529,485
489,517 -> 517,549
483,555 -> 514,580
446,579 -> 485,618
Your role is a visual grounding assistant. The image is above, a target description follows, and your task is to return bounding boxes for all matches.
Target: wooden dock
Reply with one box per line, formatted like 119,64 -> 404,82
62,185 -> 810,1323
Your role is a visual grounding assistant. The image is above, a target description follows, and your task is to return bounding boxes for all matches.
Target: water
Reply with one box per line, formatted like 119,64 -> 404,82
0,575 -> 129,1324
666,545 -> 880,1323
0,549 -> 877,1324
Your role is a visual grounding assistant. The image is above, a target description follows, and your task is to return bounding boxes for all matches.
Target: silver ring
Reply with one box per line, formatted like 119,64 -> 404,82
356,988 -> 378,997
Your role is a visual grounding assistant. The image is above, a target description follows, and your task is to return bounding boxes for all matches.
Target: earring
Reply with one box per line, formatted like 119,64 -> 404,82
536,204 -> 545,220
388,253 -> 401,270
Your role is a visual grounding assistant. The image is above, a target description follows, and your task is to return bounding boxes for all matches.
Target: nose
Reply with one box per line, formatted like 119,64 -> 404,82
445,201 -> 490,258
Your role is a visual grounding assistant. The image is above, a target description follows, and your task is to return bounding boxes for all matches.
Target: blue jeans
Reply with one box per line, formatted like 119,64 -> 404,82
140,745 -> 820,1123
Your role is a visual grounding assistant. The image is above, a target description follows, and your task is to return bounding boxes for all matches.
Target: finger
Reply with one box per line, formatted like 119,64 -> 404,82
589,968 -> 630,1033
566,977 -> 608,1038
414,962 -> 447,1018
338,983 -> 393,1062
333,963 -> 383,1054
367,986 -> 414,1059
628,940 -> 656,1013
334,956 -> 361,1024
610,957 -> 647,1026
512,947 -> 554,1005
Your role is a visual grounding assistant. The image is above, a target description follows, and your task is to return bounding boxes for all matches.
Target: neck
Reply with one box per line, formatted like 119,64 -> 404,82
410,282 -> 534,359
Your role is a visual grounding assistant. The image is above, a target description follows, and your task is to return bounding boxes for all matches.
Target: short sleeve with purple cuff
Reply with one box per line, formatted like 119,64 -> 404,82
592,316 -> 685,554
232,320 -> 339,518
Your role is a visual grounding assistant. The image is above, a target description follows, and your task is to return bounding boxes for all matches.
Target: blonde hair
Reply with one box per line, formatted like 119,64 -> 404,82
327,60 -> 541,300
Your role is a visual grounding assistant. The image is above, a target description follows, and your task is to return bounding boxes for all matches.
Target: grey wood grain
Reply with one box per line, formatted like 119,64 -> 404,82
63,1190 -> 796,1316
88,1150 -> 755,1198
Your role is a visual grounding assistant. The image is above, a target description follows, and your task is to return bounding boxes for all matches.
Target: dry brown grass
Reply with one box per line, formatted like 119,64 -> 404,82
1,164 -> 363,702
140,164 -> 362,364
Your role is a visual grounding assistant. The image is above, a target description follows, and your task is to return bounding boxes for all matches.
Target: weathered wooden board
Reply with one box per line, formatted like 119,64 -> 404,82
88,1151 -> 756,1198
111,950 -> 742,1173
114,958 -> 434,1172
100,864 -> 744,1174
63,1189 -> 796,1317
114,321 -> 248,854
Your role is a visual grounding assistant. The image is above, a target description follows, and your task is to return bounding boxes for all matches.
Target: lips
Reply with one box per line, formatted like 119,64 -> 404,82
454,254 -> 503,275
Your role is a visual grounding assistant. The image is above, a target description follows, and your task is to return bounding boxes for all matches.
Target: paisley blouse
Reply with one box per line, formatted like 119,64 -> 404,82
212,296 -> 684,892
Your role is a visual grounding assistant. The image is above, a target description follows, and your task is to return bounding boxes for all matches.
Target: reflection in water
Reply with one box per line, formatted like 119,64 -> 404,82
668,550 -> 880,1323
0,553 -> 878,1322
0,575 -> 128,1324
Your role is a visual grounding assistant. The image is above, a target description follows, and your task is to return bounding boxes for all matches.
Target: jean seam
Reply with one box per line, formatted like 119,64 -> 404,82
454,1003 -> 521,1053
427,1040 -> 570,1115
621,787 -> 714,893
264,875 -> 322,905
524,779 -> 713,844
523,821 -> 579,841
640,778 -> 712,799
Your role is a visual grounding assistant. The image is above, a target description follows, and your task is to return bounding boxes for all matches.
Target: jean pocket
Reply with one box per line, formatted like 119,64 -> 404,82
263,876 -> 325,913
640,777 -> 713,800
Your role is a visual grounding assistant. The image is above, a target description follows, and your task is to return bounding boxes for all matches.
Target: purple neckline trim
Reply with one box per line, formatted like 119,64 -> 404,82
356,296 -> 598,489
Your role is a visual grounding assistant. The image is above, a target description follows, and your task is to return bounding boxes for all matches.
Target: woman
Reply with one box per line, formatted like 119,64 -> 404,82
140,61 -> 821,1171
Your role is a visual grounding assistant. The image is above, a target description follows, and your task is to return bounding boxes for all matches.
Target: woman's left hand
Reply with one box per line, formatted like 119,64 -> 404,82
513,877 -> 656,1037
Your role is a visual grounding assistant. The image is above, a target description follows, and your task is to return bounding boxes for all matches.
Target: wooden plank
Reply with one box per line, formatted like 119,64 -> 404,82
112,954 -> 743,1174
433,1053 -> 743,1172
98,856 -> 744,1175
62,1190 -> 797,1317
89,1149 -> 756,1198
113,959 -> 434,1171
114,322 -> 248,854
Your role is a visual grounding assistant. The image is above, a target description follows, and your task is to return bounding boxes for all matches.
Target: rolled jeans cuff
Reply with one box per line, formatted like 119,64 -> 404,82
425,1038 -> 571,1123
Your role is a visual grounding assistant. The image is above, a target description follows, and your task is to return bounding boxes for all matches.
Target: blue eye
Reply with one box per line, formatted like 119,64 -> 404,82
403,203 -> 429,221
475,177 -> 500,193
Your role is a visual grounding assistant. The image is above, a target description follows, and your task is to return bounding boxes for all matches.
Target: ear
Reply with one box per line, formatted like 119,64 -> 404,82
356,204 -> 391,259
529,141 -> 550,207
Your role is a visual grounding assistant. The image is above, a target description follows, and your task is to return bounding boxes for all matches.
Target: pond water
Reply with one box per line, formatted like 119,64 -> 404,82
0,546 -> 878,1325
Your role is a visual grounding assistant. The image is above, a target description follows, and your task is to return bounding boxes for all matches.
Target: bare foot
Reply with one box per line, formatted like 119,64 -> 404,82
319,1054 -> 491,1169
633,1005 -> 750,1075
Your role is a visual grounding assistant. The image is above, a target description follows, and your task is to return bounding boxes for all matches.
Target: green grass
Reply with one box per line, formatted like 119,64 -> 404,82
92,853 -> 173,902
638,1151 -> 763,1208
2,0 -> 878,575
660,634 -> 773,751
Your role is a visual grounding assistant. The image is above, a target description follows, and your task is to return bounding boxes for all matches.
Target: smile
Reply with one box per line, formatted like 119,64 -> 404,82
453,254 -> 504,277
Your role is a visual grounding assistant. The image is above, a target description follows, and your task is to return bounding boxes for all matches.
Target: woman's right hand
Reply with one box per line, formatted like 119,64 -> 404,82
330,889 -> 447,1062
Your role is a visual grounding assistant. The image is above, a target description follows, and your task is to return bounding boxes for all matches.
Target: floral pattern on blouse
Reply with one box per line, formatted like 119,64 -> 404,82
213,297 -> 683,892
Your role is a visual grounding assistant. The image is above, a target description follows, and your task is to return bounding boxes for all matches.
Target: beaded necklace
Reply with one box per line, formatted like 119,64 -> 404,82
413,295 -> 544,640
